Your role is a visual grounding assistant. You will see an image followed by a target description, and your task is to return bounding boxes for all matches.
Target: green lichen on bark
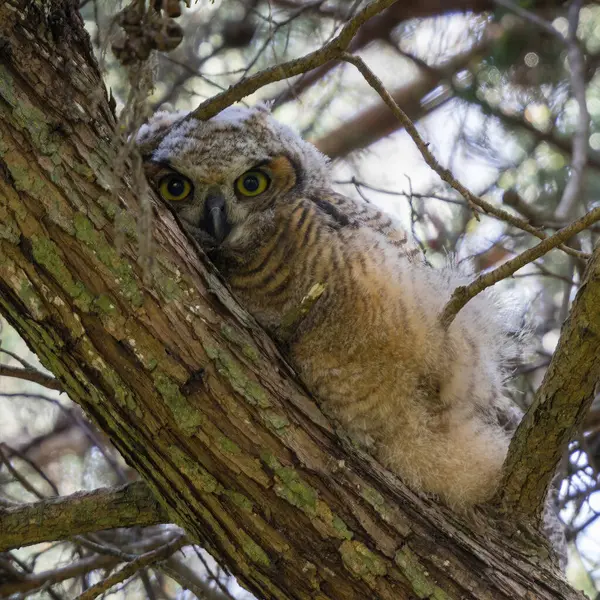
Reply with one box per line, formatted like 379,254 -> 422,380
220,323 -> 261,364
218,435 -> 242,454
260,452 -> 356,542
339,540 -> 387,583
0,205 -> 20,243
170,447 -> 221,493
262,453 -> 318,515
264,410 -> 290,430
154,372 -> 204,434
203,342 -> 272,408
73,213 -> 143,307
0,65 -> 58,155
30,236 -> 93,311
223,490 -> 254,512
394,547 -> 451,600
315,500 -> 353,540
240,534 -> 271,568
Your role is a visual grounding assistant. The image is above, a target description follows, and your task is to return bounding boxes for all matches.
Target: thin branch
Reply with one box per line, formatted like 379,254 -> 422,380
0,363 -> 63,390
192,545 -> 237,600
439,205 -> 600,329
556,0 -> 589,220
0,348 -> 37,369
0,482 -> 167,552
74,534 -> 187,600
0,553 -> 119,596
493,0 -> 589,219
187,0 -> 400,121
340,52 -> 588,261
492,0 -> 564,39
313,29 -> 494,157
0,443 -> 46,500
160,556 -> 234,600
2,442 -> 59,496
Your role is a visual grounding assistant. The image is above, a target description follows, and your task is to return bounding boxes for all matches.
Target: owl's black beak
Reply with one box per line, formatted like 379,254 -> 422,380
204,193 -> 230,244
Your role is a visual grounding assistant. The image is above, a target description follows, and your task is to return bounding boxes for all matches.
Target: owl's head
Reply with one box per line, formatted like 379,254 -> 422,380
138,106 -> 330,257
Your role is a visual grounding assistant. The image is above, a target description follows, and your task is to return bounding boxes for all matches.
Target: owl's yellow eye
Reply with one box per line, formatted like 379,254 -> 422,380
159,175 -> 192,201
236,171 -> 269,197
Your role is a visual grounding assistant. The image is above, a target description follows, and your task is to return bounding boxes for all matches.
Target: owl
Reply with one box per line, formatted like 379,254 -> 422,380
137,106 -> 525,510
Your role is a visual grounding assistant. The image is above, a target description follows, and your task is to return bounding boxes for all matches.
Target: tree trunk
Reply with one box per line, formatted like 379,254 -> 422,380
0,1 -> 586,598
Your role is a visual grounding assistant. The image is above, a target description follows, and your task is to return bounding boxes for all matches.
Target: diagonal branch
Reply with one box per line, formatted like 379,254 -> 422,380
438,206 -> 600,328
74,533 -> 187,600
313,32 -> 495,158
555,0 -> 589,220
188,0 -> 401,121
340,52 -> 588,261
498,242 -> 600,519
0,482 -> 167,551
0,364 -> 63,391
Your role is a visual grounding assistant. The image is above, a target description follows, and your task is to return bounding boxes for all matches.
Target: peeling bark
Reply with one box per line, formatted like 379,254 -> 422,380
0,1 -> 587,599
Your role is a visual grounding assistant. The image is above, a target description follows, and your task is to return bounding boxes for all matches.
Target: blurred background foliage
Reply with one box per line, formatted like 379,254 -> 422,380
3,0 -> 600,597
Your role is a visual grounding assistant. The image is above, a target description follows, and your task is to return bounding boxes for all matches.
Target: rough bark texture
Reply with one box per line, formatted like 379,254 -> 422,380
0,1 -> 587,599
500,247 -> 600,517
0,482 -> 166,552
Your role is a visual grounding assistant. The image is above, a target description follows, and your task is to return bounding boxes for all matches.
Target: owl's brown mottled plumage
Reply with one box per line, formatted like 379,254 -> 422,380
138,106 -> 526,509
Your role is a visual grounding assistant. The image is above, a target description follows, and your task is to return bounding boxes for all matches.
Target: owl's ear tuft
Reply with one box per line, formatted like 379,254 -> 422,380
255,100 -> 274,113
136,110 -> 189,157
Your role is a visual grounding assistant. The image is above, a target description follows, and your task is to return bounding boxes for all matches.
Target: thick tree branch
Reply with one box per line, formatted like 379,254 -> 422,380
0,553 -> 120,596
0,531 -> 183,597
555,0 -> 589,220
313,33 -> 494,158
499,243 -> 600,518
270,0 -> 562,108
0,482 -> 167,551
454,90 -> 600,173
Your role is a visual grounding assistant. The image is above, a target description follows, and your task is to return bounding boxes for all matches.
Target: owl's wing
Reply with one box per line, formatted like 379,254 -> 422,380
313,191 -> 417,253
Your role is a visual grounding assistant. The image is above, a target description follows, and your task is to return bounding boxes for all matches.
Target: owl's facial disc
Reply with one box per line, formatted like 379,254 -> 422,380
204,190 -> 230,243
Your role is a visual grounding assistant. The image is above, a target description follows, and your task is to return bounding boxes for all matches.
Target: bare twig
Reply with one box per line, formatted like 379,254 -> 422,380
493,0 -> 589,219
188,0 -> 400,121
340,52 -> 588,261
0,364 -> 63,391
439,205 -> 600,328
2,442 -> 59,496
492,0 -> 564,39
192,545 -> 237,600
160,556 -> 234,600
0,553 -> 119,596
0,348 -> 37,369
556,0 -> 589,220
0,443 -> 46,500
74,534 -> 187,600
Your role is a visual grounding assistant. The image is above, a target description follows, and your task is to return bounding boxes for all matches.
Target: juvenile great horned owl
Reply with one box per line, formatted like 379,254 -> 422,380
137,106 -> 525,509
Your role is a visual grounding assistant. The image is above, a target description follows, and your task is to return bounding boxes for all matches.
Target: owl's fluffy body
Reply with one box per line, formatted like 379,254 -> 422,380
138,107 -> 524,508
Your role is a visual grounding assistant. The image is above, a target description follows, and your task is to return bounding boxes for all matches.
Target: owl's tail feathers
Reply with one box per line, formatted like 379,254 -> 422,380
379,416 -> 511,509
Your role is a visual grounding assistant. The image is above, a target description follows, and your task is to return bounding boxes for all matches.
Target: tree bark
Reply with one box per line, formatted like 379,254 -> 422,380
0,482 -> 166,552
0,1 -> 586,599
